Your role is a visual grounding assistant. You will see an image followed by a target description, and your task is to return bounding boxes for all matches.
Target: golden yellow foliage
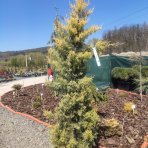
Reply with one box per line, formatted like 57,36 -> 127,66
104,118 -> 120,128
124,102 -> 135,113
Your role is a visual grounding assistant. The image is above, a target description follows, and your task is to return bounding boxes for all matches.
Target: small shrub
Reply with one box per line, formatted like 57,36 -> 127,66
112,67 -> 139,81
12,84 -> 22,91
100,118 -> 122,137
96,91 -> 108,102
118,92 -> 126,98
124,102 -> 135,113
104,118 -> 120,128
32,102 -> 41,109
32,95 -> 41,109
134,78 -> 148,95
133,65 -> 148,78
12,84 -> 22,97
43,110 -> 54,119
142,66 -> 148,78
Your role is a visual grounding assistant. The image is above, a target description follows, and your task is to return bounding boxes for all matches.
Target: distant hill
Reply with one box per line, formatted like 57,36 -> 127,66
103,23 -> 148,53
0,46 -> 49,61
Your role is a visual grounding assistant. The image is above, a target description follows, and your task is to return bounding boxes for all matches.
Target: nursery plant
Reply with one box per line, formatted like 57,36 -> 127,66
103,118 -> 122,137
12,84 -> 22,97
32,95 -> 42,109
134,78 -> 148,95
48,0 -> 101,147
112,67 -> 139,81
124,102 -> 135,113
112,66 -> 148,94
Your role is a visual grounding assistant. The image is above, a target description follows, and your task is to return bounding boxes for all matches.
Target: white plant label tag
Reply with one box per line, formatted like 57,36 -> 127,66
132,104 -> 136,113
131,104 -> 136,110
92,47 -> 101,67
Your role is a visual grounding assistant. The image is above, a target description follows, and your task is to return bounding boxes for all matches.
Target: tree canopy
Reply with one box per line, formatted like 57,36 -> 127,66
48,0 -> 101,147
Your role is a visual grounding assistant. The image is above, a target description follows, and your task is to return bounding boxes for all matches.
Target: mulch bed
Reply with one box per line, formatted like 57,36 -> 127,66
1,84 -> 60,125
97,89 -> 148,148
1,85 -> 148,147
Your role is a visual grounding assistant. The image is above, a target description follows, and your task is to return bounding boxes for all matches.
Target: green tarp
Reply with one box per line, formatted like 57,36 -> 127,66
86,54 -> 148,88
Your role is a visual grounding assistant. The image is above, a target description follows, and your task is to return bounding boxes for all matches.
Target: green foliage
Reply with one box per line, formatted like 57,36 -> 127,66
12,84 -> 22,91
12,84 -> 22,97
134,78 -> 148,95
43,110 -> 54,120
51,77 -> 100,147
32,95 -> 41,109
0,61 -> 9,68
96,40 -> 121,55
8,52 -> 47,72
142,66 -> 148,77
112,67 -> 139,81
96,90 -> 108,102
32,102 -> 41,109
48,0 -> 101,147
52,106 -> 99,147
27,52 -> 47,70
112,66 -> 148,94
102,118 -> 122,137
133,65 -> 148,78
127,65 -> 148,95
104,118 -> 119,128
10,57 -> 19,68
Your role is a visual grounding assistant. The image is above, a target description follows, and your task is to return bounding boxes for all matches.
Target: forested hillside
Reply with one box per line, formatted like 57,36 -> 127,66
103,23 -> 148,53
0,46 -> 49,61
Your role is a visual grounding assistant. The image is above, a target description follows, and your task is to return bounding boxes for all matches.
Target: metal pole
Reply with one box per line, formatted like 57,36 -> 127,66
26,55 -> 27,68
139,50 -> 142,102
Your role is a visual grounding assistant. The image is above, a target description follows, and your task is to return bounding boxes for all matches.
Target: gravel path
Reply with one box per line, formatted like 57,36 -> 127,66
0,76 -> 53,148
0,75 -> 48,96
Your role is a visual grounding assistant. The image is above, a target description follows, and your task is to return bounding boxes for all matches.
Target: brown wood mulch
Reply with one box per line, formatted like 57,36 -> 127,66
1,84 -> 59,125
1,84 -> 148,148
97,89 -> 148,148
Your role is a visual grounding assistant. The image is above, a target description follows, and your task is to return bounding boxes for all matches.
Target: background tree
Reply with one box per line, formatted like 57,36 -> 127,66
27,52 -> 47,70
48,0 -> 101,147
88,38 -> 121,55
103,23 -> 148,53
9,57 -> 19,72
8,52 -> 47,72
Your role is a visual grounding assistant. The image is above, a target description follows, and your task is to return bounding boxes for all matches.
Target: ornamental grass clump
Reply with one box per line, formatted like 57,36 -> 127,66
48,0 -> 102,147
32,95 -> 42,109
124,102 -> 135,113
12,84 -> 22,97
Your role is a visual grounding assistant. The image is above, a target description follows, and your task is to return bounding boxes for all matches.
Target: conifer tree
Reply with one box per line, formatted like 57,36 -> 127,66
48,0 -> 101,147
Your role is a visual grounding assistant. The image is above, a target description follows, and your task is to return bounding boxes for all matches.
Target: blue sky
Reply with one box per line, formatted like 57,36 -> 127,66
0,0 -> 148,51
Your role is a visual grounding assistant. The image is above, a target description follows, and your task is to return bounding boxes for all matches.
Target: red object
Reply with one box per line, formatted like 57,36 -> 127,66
141,142 -> 148,148
48,68 -> 53,76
